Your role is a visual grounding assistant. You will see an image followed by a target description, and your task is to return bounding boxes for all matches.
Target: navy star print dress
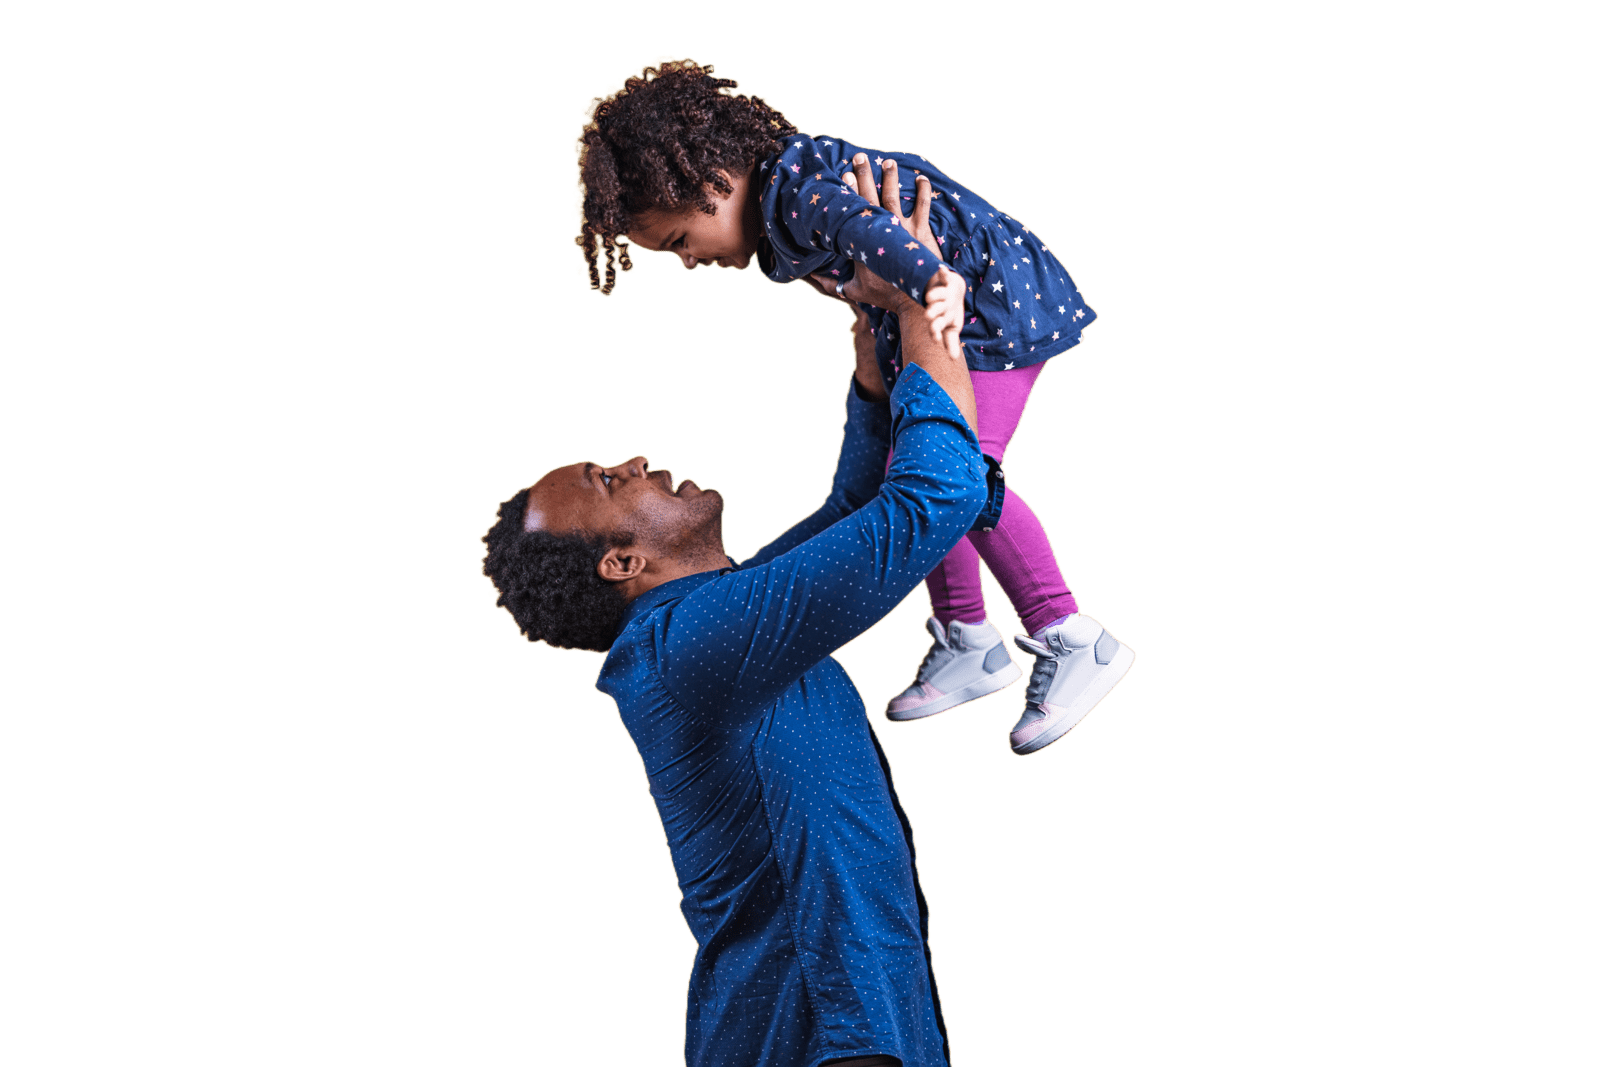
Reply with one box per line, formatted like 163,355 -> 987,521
757,134 -> 1097,391
595,367 -> 986,1067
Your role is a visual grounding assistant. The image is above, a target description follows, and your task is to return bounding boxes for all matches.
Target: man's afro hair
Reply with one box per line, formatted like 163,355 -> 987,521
482,488 -> 628,652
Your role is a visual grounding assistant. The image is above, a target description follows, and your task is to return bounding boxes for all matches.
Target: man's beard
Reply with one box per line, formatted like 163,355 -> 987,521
631,489 -> 725,562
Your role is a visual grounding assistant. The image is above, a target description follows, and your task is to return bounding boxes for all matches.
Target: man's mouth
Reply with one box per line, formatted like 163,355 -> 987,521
675,479 -> 699,496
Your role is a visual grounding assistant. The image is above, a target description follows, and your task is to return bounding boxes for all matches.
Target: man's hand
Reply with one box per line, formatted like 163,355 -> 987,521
830,155 -> 965,361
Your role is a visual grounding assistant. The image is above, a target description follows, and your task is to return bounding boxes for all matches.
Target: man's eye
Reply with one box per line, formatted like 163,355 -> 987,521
602,473 -> 614,486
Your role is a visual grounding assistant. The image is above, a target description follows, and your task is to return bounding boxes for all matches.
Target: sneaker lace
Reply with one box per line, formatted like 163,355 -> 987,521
1022,646 -> 1069,705
915,631 -> 952,683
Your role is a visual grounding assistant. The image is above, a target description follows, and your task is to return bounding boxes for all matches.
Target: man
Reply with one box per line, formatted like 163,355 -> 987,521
484,174 -> 982,1067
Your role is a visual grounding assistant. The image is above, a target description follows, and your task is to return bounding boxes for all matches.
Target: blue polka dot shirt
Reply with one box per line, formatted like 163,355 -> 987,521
596,367 -> 985,1067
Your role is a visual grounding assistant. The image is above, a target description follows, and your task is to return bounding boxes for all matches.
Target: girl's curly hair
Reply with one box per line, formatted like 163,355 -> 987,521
577,59 -> 798,293
483,488 -> 631,652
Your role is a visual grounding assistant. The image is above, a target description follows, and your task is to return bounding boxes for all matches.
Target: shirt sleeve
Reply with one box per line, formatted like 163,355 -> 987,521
738,376 -> 892,570
660,365 -> 986,719
763,137 -> 945,303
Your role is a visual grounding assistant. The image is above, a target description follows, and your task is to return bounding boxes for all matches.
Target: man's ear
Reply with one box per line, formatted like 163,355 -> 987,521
596,544 -> 646,584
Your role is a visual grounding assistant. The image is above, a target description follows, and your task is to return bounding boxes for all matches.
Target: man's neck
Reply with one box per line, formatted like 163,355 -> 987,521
620,545 -> 731,603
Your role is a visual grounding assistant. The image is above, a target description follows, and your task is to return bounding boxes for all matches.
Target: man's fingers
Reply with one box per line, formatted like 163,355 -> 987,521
851,153 -> 880,208
911,176 -> 936,251
880,158 -> 902,221
908,177 -> 934,238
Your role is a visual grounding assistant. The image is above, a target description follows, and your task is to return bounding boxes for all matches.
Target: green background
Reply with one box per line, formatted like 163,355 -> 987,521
9,2 -> 1587,1067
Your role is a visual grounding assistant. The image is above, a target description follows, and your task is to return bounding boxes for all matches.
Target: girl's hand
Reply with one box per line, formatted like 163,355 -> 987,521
922,267 -> 965,361
842,155 -> 963,360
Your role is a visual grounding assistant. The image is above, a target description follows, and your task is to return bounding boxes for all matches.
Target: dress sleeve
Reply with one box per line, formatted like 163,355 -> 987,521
661,366 -> 986,719
739,376 -> 892,570
763,137 -> 945,302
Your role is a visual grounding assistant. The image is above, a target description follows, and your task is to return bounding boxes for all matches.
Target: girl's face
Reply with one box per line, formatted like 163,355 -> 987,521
627,168 -> 762,271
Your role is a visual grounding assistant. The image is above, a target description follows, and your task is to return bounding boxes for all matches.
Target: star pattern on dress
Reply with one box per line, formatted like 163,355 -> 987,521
758,136 -> 1094,377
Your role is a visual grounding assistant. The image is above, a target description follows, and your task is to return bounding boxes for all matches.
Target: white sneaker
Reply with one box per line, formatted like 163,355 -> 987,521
886,617 -> 1023,721
1009,614 -> 1134,754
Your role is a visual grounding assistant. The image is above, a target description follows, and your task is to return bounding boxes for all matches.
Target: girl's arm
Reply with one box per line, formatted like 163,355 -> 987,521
764,137 -> 947,321
804,161 -> 966,361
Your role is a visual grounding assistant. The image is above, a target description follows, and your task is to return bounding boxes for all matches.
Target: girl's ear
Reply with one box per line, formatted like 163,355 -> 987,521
706,168 -> 738,202
597,545 -> 646,584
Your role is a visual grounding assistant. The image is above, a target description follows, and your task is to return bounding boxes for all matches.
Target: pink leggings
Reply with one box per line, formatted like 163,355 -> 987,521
926,363 -> 1077,635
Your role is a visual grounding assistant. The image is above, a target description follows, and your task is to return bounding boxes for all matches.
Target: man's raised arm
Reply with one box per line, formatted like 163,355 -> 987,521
746,167 -> 978,574
735,383 -> 887,570
657,179 -> 986,718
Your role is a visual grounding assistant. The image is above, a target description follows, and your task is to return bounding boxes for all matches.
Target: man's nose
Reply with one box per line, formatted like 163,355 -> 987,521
607,457 -> 648,480
679,252 -> 698,269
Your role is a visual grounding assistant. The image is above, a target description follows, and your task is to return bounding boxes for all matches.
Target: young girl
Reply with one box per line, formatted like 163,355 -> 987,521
576,60 -> 1133,754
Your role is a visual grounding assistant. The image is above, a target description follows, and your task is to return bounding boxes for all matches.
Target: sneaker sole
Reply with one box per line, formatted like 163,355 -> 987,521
886,660 -> 1023,721
1011,643 -> 1135,754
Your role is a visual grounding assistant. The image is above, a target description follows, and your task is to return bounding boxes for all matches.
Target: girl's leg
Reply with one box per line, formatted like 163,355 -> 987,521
926,539 -> 985,627
969,489 -> 1078,635
941,362 -> 1078,634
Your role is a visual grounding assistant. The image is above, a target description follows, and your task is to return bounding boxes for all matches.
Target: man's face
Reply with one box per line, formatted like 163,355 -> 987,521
627,170 -> 761,271
523,456 -> 723,556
